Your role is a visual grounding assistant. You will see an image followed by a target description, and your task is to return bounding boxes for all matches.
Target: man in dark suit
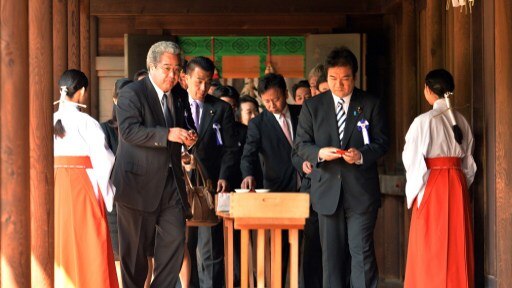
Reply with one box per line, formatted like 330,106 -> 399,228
184,56 -> 238,288
240,73 -> 302,192
295,46 -> 389,288
112,41 -> 197,288
240,73 -> 303,284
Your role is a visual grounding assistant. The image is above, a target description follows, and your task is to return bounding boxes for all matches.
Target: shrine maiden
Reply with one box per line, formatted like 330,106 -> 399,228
403,69 -> 476,288
53,69 -> 118,288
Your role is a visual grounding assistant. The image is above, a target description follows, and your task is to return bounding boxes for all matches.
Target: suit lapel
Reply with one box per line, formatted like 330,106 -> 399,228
198,96 -> 215,140
341,89 -> 364,149
144,78 -> 166,127
289,105 -> 300,138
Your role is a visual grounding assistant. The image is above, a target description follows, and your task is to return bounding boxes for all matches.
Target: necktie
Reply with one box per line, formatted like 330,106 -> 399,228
161,94 -> 173,127
191,100 -> 200,131
336,99 -> 346,145
280,113 -> 292,145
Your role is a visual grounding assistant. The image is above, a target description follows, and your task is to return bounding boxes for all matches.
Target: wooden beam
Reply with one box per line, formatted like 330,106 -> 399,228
29,0 -> 54,286
134,14 -> 347,30
91,0 -> 382,16
53,0 -> 68,102
1,0 -> 31,286
162,28 -> 323,36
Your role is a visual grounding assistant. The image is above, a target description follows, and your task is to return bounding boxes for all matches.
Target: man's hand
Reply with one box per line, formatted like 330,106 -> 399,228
302,161 -> 313,174
241,176 -> 256,190
168,128 -> 196,144
183,130 -> 198,148
217,179 -> 229,193
343,148 -> 362,164
318,147 -> 343,162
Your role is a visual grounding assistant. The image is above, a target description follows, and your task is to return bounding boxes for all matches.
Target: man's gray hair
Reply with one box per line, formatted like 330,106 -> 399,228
146,41 -> 181,70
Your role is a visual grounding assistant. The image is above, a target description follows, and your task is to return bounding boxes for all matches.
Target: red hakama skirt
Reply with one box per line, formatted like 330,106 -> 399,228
54,156 -> 119,288
405,157 -> 474,288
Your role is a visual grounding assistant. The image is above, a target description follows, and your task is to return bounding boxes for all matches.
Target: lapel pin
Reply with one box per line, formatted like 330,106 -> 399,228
354,106 -> 363,116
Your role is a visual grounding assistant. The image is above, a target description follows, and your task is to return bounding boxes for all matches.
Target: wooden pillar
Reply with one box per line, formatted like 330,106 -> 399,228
495,0 -> 512,287
67,0 -> 80,69
80,0 -> 91,114
29,0 -> 54,287
446,5 -> 472,120
0,0 -> 31,286
418,0 -> 444,112
90,15 -> 99,119
398,0 -> 418,159
470,0 -> 491,286
53,0 -> 68,102
482,0 -> 497,285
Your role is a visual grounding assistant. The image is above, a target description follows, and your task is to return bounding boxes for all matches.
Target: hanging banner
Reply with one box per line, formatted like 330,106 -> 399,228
178,36 -> 305,78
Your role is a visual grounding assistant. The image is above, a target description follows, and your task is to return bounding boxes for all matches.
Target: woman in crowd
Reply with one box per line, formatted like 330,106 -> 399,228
54,69 -> 118,287
403,69 -> 476,288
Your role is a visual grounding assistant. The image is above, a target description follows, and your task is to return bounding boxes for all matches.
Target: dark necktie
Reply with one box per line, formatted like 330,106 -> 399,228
162,93 -> 173,128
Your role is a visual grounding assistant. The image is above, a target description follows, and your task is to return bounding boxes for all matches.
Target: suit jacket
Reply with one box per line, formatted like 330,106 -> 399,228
241,105 -> 303,192
186,94 -> 238,187
112,77 -> 190,214
295,88 -> 389,214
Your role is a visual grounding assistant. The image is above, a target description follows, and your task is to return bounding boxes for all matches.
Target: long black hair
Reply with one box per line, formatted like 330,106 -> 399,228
425,69 -> 463,144
54,69 -> 89,138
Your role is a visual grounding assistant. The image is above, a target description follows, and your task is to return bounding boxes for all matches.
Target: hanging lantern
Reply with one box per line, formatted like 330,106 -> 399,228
265,36 -> 275,74
211,37 -> 220,79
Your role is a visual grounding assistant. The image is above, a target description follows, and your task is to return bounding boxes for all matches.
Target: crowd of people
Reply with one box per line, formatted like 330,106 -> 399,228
53,40 -> 476,288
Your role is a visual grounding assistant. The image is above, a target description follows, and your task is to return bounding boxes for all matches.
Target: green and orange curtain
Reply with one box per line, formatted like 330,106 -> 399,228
178,36 -> 305,78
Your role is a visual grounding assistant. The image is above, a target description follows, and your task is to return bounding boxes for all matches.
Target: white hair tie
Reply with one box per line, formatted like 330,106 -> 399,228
444,92 -> 457,126
53,86 -> 87,109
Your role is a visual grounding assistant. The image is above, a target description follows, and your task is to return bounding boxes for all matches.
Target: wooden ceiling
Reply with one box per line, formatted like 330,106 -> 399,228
92,0 -> 398,55
91,0 -> 388,15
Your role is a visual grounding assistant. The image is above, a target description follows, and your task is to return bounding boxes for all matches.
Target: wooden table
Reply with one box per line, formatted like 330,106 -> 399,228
229,193 -> 310,288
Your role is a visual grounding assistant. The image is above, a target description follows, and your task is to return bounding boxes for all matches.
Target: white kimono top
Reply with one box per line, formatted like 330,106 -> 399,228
54,101 -> 116,211
402,99 -> 477,209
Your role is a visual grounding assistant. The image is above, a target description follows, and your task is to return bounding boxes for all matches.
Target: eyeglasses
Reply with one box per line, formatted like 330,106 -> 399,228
157,65 -> 182,75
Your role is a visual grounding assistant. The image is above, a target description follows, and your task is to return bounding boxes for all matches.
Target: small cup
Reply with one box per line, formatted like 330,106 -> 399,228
234,188 -> 250,193
255,189 -> 270,193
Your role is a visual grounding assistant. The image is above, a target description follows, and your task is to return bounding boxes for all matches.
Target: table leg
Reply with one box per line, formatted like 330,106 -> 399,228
241,229 -> 250,288
271,229 -> 282,288
257,229 -> 265,288
226,219 -> 234,288
289,229 -> 299,288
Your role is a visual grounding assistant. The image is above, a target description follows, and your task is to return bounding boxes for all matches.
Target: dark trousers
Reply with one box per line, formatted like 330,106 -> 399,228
300,207 -> 323,288
117,170 -> 186,288
187,222 -> 225,288
318,198 -> 379,288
